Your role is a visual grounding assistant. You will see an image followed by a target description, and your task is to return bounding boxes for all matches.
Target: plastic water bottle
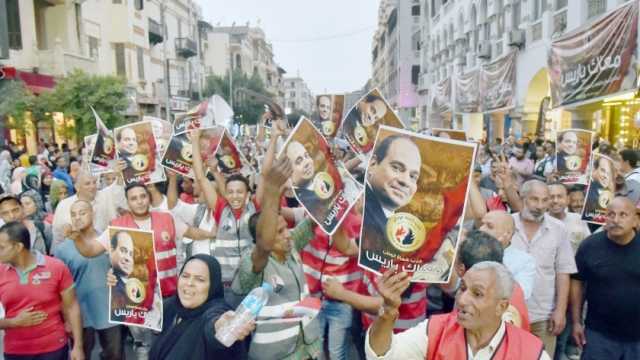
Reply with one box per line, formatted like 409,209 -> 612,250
216,282 -> 273,347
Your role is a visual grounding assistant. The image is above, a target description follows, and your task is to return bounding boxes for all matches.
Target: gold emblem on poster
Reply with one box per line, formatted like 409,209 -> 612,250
565,155 -> 581,171
103,137 -> 114,155
180,143 -> 193,162
322,121 -> 335,136
130,154 -> 149,171
126,278 -> 146,304
354,123 -> 368,146
598,189 -> 614,209
221,155 -> 236,169
313,172 -> 335,199
386,213 -> 426,253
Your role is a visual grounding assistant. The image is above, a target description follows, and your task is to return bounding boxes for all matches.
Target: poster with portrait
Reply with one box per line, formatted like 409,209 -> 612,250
160,127 -> 224,179
145,117 -> 173,184
582,153 -> 616,224
278,117 -> 363,235
431,128 -> 467,141
114,121 -> 157,186
555,129 -> 594,184
173,98 -> 215,135
358,126 -> 476,283
90,107 -> 116,170
84,135 -> 112,176
342,88 -> 405,158
311,94 -> 345,139
108,226 -> 162,331
214,129 -> 254,176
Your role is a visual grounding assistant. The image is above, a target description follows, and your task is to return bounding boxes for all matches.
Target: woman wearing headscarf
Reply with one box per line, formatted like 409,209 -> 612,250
19,189 -> 47,222
149,254 -> 254,360
9,167 -> 26,195
0,150 -> 12,192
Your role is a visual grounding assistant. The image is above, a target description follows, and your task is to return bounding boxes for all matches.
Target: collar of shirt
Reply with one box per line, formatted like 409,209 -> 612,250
514,213 -> 551,241
7,251 -> 45,270
466,321 -> 506,359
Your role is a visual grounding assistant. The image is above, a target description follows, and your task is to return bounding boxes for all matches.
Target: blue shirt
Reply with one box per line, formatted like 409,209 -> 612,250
53,239 -> 112,329
503,245 -> 536,301
52,168 -> 75,195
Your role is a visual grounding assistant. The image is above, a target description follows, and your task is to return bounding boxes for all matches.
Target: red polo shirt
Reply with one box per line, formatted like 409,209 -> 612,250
0,253 -> 73,355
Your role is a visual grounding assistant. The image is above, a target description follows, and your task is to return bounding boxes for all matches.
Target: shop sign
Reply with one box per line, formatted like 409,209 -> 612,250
548,1 -> 638,107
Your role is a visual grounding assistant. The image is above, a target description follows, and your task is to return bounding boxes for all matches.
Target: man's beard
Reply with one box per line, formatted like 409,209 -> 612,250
521,207 -> 544,223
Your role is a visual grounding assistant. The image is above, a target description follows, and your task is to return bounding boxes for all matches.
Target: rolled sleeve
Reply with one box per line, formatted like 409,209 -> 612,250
364,319 -> 428,360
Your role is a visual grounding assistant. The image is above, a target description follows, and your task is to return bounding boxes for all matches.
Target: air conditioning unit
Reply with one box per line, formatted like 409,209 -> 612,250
477,41 -> 491,59
507,29 -> 525,47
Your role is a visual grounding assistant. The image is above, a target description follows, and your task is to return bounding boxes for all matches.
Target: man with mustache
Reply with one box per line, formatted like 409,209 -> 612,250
570,197 -> 640,360
510,180 -> 577,356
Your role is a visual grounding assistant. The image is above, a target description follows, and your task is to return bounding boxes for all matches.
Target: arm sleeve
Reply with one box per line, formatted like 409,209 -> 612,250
173,218 -> 189,241
231,248 -> 263,295
571,241 -> 588,281
556,227 -> 578,274
56,259 -> 75,293
363,319 -> 428,360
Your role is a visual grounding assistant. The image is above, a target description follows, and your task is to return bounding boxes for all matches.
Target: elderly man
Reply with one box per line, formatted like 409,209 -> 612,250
365,262 -> 549,359
52,166 -> 125,251
571,197 -> 640,360
478,210 -> 536,300
511,180 -> 576,356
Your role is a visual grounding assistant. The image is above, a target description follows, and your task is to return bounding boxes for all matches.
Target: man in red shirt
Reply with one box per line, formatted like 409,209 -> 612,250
0,221 -> 84,360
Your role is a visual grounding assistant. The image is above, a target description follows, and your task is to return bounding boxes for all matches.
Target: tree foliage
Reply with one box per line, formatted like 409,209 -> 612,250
203,69 -> 276,125
0,70 -> 128,140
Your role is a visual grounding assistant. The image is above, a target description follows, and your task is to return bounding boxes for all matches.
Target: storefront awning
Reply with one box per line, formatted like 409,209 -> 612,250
0,66 -> 56,94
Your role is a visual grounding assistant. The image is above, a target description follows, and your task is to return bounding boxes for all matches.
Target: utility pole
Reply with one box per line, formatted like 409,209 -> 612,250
161,0 -> 171,122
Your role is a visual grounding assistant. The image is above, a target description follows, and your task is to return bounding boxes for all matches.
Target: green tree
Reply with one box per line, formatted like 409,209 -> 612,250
48,70 -> 128,138
0,80 -> 53,137
203,69 -> 276,125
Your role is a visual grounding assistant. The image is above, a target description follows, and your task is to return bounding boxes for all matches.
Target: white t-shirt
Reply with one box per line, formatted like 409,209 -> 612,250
171,200 -> 216,256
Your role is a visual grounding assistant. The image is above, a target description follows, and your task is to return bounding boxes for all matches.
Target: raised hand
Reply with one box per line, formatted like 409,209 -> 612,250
377,271 -> 410,311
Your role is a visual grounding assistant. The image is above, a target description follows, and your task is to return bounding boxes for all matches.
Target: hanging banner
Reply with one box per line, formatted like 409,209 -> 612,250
431,77 -> 452,116
311,94 -> 345,139
481,51 -> 516,111
454,70 -> 481,113
358,126 -> 476,283
548,1 -> 638,107
278,117 -> 362,235
342,88 -> 405,157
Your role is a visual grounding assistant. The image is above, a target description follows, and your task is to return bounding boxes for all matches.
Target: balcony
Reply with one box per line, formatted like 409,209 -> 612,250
175,38 -> 197,58
149,19 -> 163,45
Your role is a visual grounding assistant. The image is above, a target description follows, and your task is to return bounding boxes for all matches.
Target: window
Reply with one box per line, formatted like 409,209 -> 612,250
555,0 -> 568,10
411,5 -> 420,16
290,91 -> 296,97
6,0 -> 21,50
89,36 -> 99,58
112,0 -> 122,3
532,0 -> 545,21
411,65 -> 420,85
134,0 -> 144,11
512,1 -> 521,29
114,43 -> 126,76
137,46 -> 145,80
587,0 -> 606,19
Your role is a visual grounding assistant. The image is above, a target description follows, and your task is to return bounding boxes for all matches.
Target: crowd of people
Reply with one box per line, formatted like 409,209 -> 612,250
0,117 -> 638,360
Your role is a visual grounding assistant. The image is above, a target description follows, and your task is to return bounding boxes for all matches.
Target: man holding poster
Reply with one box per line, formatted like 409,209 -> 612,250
359,127 -> 475,283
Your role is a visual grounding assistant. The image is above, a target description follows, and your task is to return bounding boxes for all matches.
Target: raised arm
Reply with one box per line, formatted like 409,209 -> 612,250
256,119 -> 286,204
191,129 -> 219,210
251,156 -> 292,273
166,169 -> 179,210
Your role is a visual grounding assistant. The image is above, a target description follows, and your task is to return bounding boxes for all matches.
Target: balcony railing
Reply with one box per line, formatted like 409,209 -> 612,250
149,18 -> 164,45
175,38 -> 197,58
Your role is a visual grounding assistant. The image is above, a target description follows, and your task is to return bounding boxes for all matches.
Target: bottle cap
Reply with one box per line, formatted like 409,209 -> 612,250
261,282 -> 273,293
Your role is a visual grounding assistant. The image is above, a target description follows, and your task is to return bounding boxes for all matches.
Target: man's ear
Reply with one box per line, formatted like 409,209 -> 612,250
496,298 -> 509,317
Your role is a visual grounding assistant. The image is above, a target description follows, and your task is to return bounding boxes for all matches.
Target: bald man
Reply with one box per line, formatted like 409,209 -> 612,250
479,211 -> 536,300
571,197 -> 640,359
52,167 -> 125,251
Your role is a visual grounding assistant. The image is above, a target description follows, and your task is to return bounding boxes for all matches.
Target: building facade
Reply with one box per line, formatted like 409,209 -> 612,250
283,76 -> 314,115
203,24 -> 286,105
371,0 -> 422,127
0,0 -> 205,150
420,0 -> 639,145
